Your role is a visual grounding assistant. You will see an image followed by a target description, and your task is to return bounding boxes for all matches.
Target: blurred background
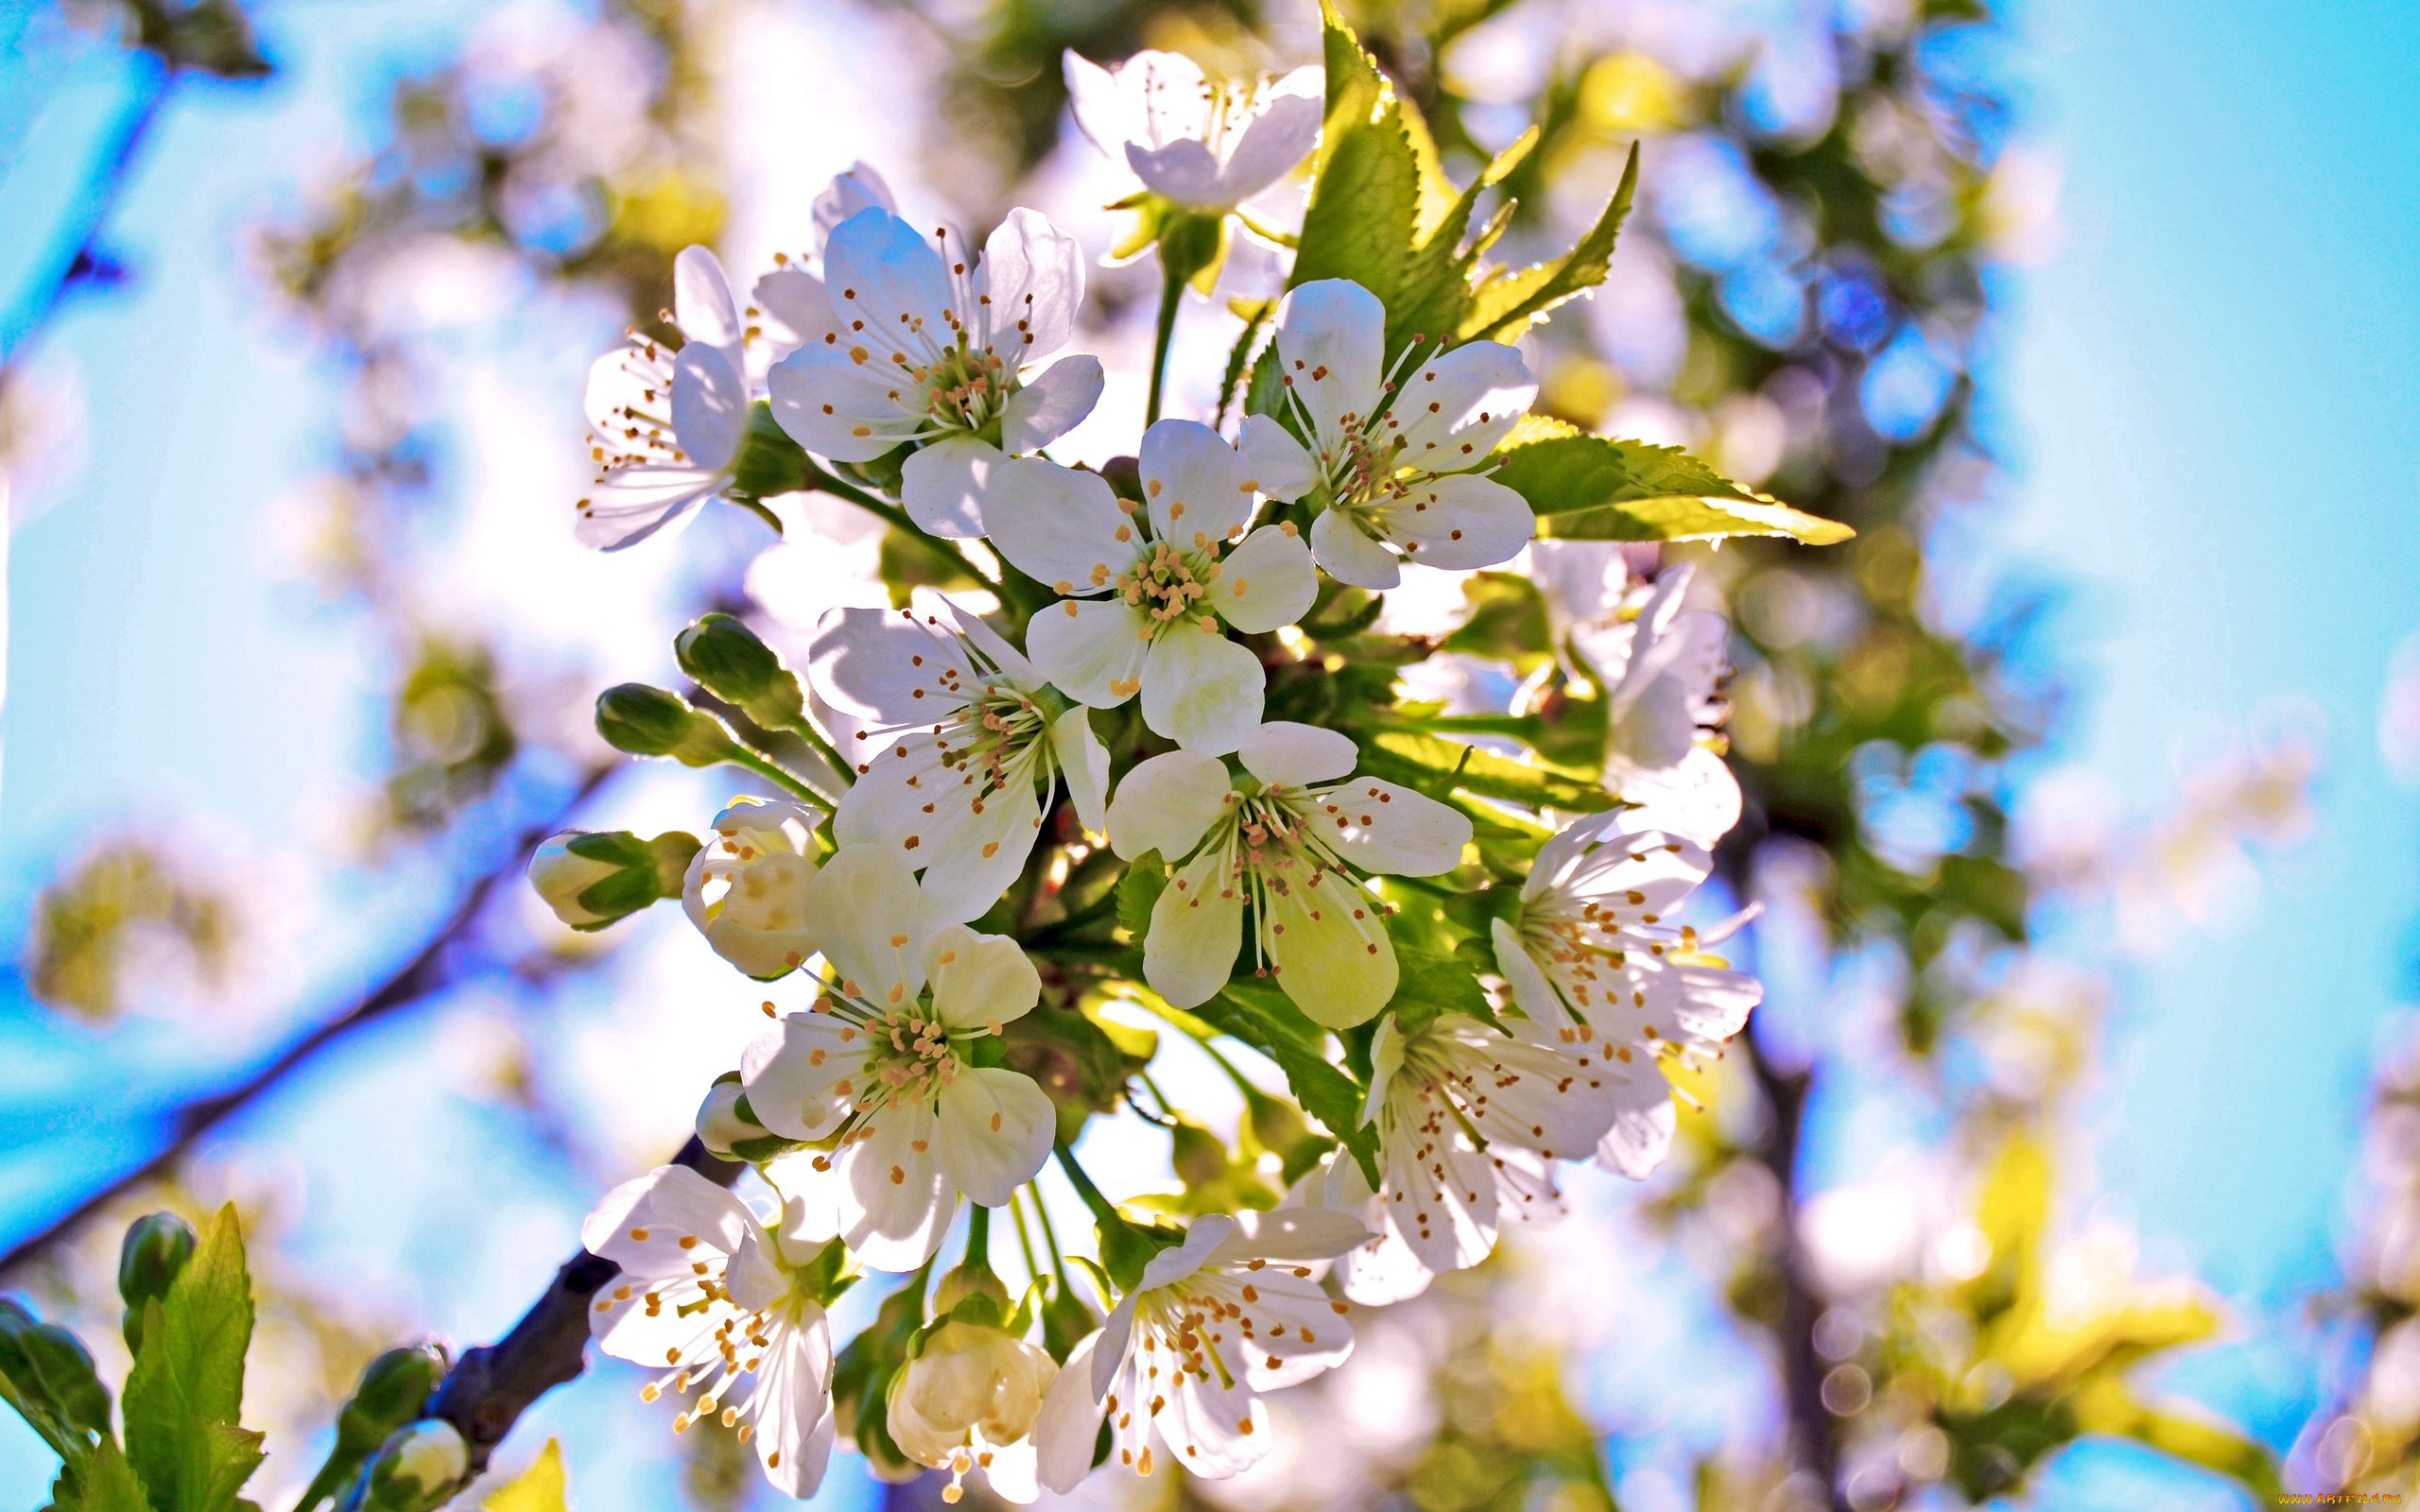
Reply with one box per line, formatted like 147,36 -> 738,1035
1,0 -> 2415,1507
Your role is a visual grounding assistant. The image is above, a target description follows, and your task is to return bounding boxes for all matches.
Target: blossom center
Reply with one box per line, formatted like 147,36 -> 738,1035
912,338 -> 1014,439
1117,541 -> 1220,632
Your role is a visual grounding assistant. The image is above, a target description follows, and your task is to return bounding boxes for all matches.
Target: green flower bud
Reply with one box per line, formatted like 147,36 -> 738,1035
340,1346 -> 445,1447
359,1419 -> 467,1512
675,613 -> 805,731
932,1258 -> 1009,1321
728,402 -> 810,501
527,830 -> 700,931
117,1211 -> 196,1353
1168,1121 -> 1229,1189
0,1303 -> 111,1440
594,684 -> 742,766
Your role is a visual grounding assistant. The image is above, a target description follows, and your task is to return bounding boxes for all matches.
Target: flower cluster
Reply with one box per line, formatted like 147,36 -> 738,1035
536,17 -> 1845,1501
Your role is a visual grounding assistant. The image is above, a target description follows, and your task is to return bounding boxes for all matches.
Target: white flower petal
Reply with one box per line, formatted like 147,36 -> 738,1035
1052,707 -> 1113,836
1272,280 -> 1386,446
1141,418 -> 1255,543
1609,746 -> 1742,846
907,779 -> 1043,925
1145,846 -> 1247,1009
810,162 -> 897,247
752,1318 -> 838,1497
1236,415 -> 1322,502
581,1164 -> 761,1270
980,457 -> 1131,590
1267,870 -> 1395,1028
1318,778 -> 1470,876
801,847 -> 931,1006
1596,1076 -> 1679,1179
741,1014 -> 871,1141
901,434 -> 1002,539
977,207 -> 1085,361
1490,917 -> 1567,1031
807,605 -> 978,722
1107,748 -> 1232,861
1028,597 -> 1151,711
1128,137 -> 1228,207
1001,354 -> 1104,453
1206,524 -> 1317,634
936,1066 -> 1056,1205
1209,1206 -> 1371,1264
1309,507 -> 1403,590
926,924 -> 1042,1030
1213,85 -> 1322,201
1391,338 -> 1535,463
1388,472 -> 1534,572
1141,622 -> 1266,753
1034,1330 -> 1107,1494
1236,721 -> 1357,788
841,1100 -> 957,1269
672,244 -> 746,379
824,208 -> 956,363
752,265 -> 842,363
768,346 -> 922,462
576,466 -> 717,551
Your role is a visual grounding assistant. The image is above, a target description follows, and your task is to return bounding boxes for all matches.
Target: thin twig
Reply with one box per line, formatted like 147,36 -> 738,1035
0,763 -> 619,1276
0,67 -> 171,372
425,1137 -> 742,1479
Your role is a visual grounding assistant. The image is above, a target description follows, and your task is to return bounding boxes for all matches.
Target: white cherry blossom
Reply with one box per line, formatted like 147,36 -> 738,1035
1533,555 -> 1741,844
981,421 -> 1316,754
887,1317 -> 1057,1503
683,797 -> 826,979
1064,50 -> 1322,212
739,847 -> 1055,1268
1316,1013 -> 1618,1304
1106,720 -> 1471,1025
767,205 -> 1103,539
1032,1209 -> 1366,1490
809,593 -> 1110,922
1488,808 -> 1760,1177
579,245 -> 752,550
1239,280 -> 1538,589
748,163 -> 902,375
581,1164 -> 838,1497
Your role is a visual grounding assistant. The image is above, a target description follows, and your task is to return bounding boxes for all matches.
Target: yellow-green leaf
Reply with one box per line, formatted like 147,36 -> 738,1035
484,1439 -> 568,1512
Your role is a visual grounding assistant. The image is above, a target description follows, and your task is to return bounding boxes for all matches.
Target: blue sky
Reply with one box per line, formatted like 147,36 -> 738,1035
1,0 -> 2416,1504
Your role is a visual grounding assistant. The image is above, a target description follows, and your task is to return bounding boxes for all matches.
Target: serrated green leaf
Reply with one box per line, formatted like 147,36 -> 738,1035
1388,129 -> 1536,355
1114,852 -> 1167,941
1292,2 -> 1420,304
1460,143 -> 1640,342
123,1205 -> 262,1512
72,1438 -> 149,1512
483,1440 -> 567,1512
1495,432 -> 1855,545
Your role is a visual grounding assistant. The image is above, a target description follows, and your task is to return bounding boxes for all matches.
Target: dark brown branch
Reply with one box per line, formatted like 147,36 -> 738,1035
428,1138 -> 743,1477
0,764 -> 617,1276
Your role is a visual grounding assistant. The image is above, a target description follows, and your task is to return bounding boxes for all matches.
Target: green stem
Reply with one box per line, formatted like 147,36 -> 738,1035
964,1200 -> 991,1267
1054,1139 -> 1121,1228
724,747 -> 832,806
802,458 -> 913,533
1009,1191 -> 1044,1284
784,714 -> 855,789
1031,1181 -> 1067,1276
1145,254 -> 1184,427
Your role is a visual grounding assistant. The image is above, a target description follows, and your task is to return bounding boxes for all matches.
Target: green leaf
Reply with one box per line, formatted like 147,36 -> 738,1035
71,1438 -> 150,1512
1496,429 -> 1855,545
1438,571 -> 1552,665
1114,852 -> 1167,941
1388,128 -> 1535,355
1389,949 -> 1498,1034
1192,983 -> 1379,1186
1460,143 -> 1640,342
123,1205 -> 263,1512
482,1440 -> 567,1512
1358,727 -> 1604,810
1290,2 -> 1419,304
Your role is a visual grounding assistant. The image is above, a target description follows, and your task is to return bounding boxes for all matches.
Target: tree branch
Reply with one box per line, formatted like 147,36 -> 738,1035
426,1137 -> 743,1478
0,65 -> 170,372
1745,1030 -> 1848,1512
0,763 -> 617,1276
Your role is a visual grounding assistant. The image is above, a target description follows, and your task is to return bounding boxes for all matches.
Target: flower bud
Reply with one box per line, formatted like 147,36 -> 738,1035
527,830 -> 700,932
594,683 -> 742,767
728,403 -> 810,501
933,1259 -> 1009,1319
675,613 -> 805,731
695,1076 -> 773,1160
360,1419 -> 467,1512
683,798 -> 823,978
887,1320 -> 1057,1472
297,1344 -> 447,1512
1168,1121 -> 1229,1189
117,1212 -> 196,1353
0,1301 -> 112,1439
